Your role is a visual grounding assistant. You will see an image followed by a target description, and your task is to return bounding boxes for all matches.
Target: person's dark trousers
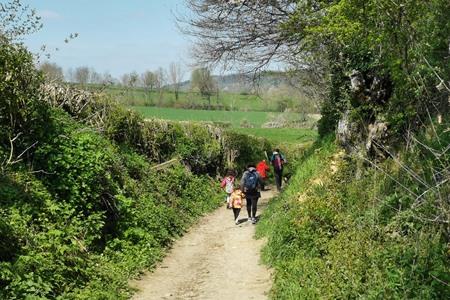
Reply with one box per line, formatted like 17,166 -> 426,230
232,208 -> 240,220
246,196 -> 259,219
274,168 -> 283,191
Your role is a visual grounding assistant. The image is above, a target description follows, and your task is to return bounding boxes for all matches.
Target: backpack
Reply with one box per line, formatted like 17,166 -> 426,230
225,177 -> 234,194
273,154 -> 283,171
244,170 -> 258,191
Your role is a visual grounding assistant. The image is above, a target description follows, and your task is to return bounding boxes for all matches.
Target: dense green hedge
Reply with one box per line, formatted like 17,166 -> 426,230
0,42 -> 50,162
41,84 -> 271,174
257,131 -> 449,299
0,108 -> 224,299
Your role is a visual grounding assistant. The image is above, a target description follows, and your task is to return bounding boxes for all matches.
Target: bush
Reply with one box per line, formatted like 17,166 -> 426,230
0,109 -> 224,299
0,42 -> 49,167
222,131 -> 272,171
257,133 -> 449,299
41,86 -> 272,175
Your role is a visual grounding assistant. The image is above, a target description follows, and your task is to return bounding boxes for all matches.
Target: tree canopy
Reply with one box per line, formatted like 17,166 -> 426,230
191,67 -> 216,103
182,0 -> 450,141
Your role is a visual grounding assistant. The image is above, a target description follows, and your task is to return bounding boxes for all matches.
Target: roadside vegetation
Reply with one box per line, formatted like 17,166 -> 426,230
184,0 -> 450,298
257,129 -> 449,299
0,39 -> 271,298
2,0 -> 448,298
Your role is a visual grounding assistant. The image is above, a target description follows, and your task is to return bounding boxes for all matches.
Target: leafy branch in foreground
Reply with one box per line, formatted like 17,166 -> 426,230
0,0 -> 42,43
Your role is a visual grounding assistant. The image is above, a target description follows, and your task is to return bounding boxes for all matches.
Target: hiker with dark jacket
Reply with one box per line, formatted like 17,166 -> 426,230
240,164 -> 263,224
270,149 -> 286,191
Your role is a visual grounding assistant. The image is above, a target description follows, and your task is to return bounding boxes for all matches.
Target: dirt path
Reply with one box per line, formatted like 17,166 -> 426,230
131,189 -> 275,300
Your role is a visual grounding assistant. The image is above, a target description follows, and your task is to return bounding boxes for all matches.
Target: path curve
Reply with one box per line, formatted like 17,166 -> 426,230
131,189 -> 274,300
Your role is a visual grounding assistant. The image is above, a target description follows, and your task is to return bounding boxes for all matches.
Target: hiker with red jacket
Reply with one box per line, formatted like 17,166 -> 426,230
256,159 -> 270,191
270,149 -> 286,191
240,164 -> 263,224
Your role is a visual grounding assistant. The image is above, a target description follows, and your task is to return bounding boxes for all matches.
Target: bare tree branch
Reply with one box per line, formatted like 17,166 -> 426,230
178,0 -> 301,73
7,132 -> 22,165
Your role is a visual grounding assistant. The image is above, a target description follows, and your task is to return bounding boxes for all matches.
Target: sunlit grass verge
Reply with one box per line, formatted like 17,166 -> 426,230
256,133 -> 449,299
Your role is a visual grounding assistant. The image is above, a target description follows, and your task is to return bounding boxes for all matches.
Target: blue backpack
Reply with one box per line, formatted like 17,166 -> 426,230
244,170 -> 258,191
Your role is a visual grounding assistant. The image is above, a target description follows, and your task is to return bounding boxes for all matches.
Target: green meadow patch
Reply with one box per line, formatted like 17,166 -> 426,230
131,106 -> 277,127
232,128 -> 317,145
101,86 -> 274,112
130,106 -> 314,129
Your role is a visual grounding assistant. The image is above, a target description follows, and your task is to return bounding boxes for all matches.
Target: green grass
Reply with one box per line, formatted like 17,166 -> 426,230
99,86 -> 278,112
131,106 -> 304,128
232,128 -> 317,145
256,134 -> 450,299
131,107 -> 319,147
79,84 -> 318,113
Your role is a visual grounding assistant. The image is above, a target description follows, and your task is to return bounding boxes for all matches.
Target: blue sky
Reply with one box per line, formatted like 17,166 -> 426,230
22,0 -> 191,77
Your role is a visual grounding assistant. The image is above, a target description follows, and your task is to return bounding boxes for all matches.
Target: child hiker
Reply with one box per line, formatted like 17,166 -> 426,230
220,170 -> 235,207
229,187 -> 245,225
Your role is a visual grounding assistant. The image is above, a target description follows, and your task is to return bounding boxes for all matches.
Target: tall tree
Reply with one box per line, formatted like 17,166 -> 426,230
155,67 -> 166,102
141,70 -> 158,92
66,67 -> 74,82
182,0 -> 450,141
39,61 -> 64,82
191,67 -> 216,107
168,62 -> 184,101
74,66 -> 90,85
121,72 -> 139,87
128,71 -> 140,88
90,69 -> 102,84
121,73 -> 130,87
101,72 -> 115,85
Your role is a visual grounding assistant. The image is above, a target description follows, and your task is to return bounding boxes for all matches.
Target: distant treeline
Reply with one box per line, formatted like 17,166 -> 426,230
39,62 -> 320,114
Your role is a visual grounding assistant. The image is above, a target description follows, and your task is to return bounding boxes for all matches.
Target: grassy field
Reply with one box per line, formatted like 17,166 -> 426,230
131,106 -> 318,146
131,106 -> 307,128
232,128 -> 317,145
101,86 -> 279,112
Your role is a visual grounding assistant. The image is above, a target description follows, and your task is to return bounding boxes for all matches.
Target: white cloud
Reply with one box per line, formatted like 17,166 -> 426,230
38,9 -> 62,20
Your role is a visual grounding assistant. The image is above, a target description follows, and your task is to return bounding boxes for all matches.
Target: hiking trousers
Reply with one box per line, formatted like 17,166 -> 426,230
274,169 -> 283,191
232,208 -> 241,221
246,196 -> 259,219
